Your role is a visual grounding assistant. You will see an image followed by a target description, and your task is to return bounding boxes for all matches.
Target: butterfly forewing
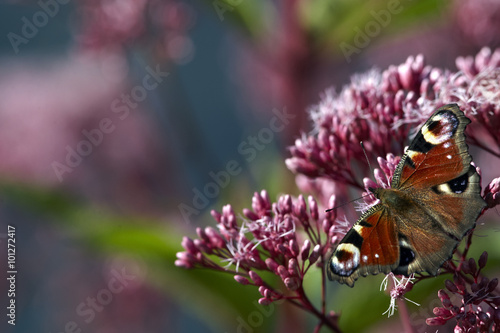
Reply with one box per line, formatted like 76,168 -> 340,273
392,104 -> 471,190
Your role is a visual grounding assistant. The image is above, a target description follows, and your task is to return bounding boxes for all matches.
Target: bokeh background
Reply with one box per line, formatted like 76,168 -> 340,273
0,0 -> 499,332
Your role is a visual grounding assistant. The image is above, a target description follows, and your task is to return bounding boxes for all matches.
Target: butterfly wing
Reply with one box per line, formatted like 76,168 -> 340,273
390,104 -> 486,274
327,205 -> 400,287
393,104 -> 473,190
389,200 -> 466,276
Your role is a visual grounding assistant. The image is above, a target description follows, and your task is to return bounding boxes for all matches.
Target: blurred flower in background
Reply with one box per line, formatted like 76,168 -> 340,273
1,0 -> 500,332
0,58 -> 175,215
77,0 -> 196,64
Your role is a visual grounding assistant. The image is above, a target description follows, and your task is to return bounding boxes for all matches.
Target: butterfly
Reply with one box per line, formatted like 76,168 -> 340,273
327,104 -> 486,287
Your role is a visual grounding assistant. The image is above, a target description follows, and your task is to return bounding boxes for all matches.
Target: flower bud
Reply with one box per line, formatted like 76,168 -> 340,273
309,244 -> 321,264
438,289 -> 450,301
426,317 -> 447,326
442,298 -> 452,309
468,258 -> 477,276
265,258 -> 279,273
328,225 -> 336,239
277,244 -> 290,257
176,251 -> 195,262
181,236 -> 198,254
433,307 -> 452,318
478,277 -> 489,291
295,195 -> 306,214
453,275 -> 466,292
210,210 -> 221,222
290,239 -> 299,257
284,277 -> 299,291
243,208 -> 259,221
205,227 -> 225,248
194,239 -> 211,253
283,195 -> 293,214
258,298 -> 272,306
249,271 -> 263,286
477,311 -> 490,326
488,278 -> 499,292
300,240 -> 311,262
174,259 -> 193,269
322,219 -> 332,234
327,195 -> 336,215
308,196 -> 319,220
494,308 -> 500,325
234,275 -> 250,285
277,265 -> 289,280
288,258 -> 300,277
478,251 -> 488,269
196,227 -> 210,243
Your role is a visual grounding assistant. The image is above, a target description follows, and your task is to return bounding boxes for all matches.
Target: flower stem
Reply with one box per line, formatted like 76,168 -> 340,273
397,298 -> 416,333
283,285 -> 341,333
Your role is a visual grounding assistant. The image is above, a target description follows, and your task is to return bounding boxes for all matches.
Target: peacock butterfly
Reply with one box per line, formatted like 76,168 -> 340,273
327,104 -> 486,287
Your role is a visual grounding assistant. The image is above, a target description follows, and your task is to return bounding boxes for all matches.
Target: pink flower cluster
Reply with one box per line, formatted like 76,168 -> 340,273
286,54 -> 445,189
286,48 -> 500,191
442,48 -> 500,157
427,252 -> 500,332
176,191 -> 341,331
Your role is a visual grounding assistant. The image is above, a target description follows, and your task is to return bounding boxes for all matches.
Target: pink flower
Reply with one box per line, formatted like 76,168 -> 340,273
176,190 -> 342,332
381,273 -> 418,318
484,177 -> 500,209
426,252 -> 499,331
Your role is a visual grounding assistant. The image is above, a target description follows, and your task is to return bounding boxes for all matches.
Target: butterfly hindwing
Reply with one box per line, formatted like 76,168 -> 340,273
328,104 -> 486,287
410,164 -> 485,239
327,205 -> 399,287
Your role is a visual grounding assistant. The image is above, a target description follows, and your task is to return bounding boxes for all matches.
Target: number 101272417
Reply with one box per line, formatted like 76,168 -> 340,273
7,225 -> 16,272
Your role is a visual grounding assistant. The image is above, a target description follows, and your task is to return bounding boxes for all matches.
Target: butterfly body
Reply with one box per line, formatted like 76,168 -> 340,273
327,104 -> 486,287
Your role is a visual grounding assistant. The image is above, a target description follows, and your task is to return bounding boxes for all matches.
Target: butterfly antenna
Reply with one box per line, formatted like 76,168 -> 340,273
325,142 -> 375,213
325,193 -> 372,212
360,141 -> 373,174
